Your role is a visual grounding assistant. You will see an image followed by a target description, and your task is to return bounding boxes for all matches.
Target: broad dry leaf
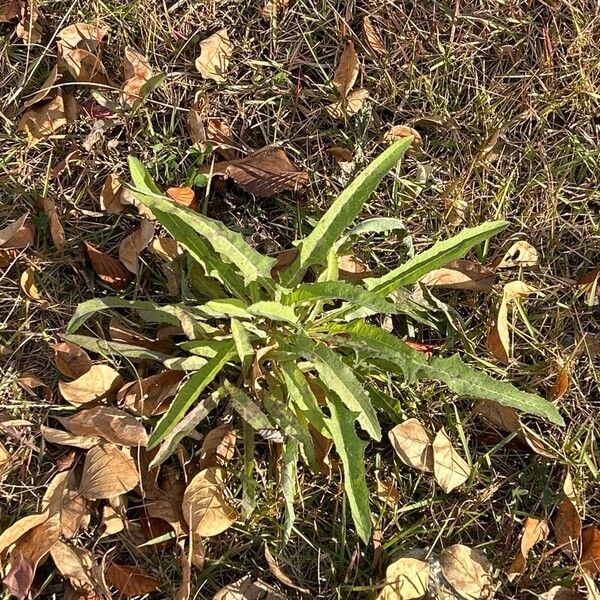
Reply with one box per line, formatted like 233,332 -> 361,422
384,125 -> 422,147
101,503 -> 125,536
16,372 -> 51,400
118,219 -> 154,274
150,237 -> 181,262
375,477 -> 401,507
189,117 -> 237,160
581,527 -> 600,576
327,88 -> 369,119
0,214 -> 34,248
578,265 -> 600,285
439,544 -> 493,600
42,470 -> 90,539
195,29 -> 232,82
212,576 -> 287,600
338,254 -> 372,280
24,64 -> 60,108
0,512 -> 49,555
18,94 -> 70,145
432,429 -> 471,493
59,364 -> 123,405
52,340 -> 92,379
20,266 -> 42,301
420,260 -> 495,291
507,517 -> 549,580
0,0 -> 21,22
80,443 -> 139,500
189,531 -> 205,569
199,423 -> 236,469
389,418 -> 434,473
166,187 -> 198,210
496,241 -> 539,269
13,0 -> 42,44
376,556 -> 429,600
363,17 -> 386,55
333,41 -> 359,98
540,588 -> 585,600
121,47 -> 153,106
264,545 -> 309,594
41,197 -> 65,249
57,22 -> 107,54
41,425 -> 101,449
63,48 -> 108,84
59,405 -> 148,447
82,241 -> 134,290
105,563 -> 160,596
117,370 -> 184,416
182,467 -> 237,537
555,497 -> 581,557
50,541 -> 95,591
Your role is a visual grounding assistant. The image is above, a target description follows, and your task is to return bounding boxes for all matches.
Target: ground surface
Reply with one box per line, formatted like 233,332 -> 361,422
0,0 -> 599,598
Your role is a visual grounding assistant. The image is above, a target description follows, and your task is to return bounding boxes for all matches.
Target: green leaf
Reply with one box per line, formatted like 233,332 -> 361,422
163,356 -> 208,371
200,299 -> 251,319
282,139 -> 412,285
292,333 -> 381,440
128,156 -> 162,195
62,334 -> 169,362
179,339 -> 233,358
324,394 -> 371,544
282,281 -> 398,315
247,301 -> 298,324
366,221 -> 509,296
148,343 -> 235,449
281,439 -> 298,545
231,319 -> 253,377
426,355 -> 565,426
226,382 -> 273,430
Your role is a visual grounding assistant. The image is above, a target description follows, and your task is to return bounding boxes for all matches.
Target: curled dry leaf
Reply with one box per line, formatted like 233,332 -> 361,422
496,241 -> 539,269
41,197 -> 65,249
432,429 -> 471,493
208,146 -> 309,197
420,260 -> 495,291
439,544 -> 493,600
105,563 -> 160,597
212,576 -> 287,600
59,405 -> 149,447
199,422 -> 236,468
182,467 -> 237,537
121,47 -> 153,106
17,372 -> 51,400
118,219 -> 154,274
376,557 -> 430,600
363,16 -> 386,55
333,41 -> 359,98
384,125 -> 422,147
195,28 -> 232,82
57,22 -> 107,54
264,545 -> 309,594
52,340 -> 92,379
41,425 -> 101,449
50,541 -> 95,592
117,370 -> 184,416
389,418 -> 434,473
63,49 -> 108,84
581,527 -> 600,576
18,93 -> 73,146
99,174 -> 152,217
20,266 -> 42,301
577,265 -> 600,286
0,214 -> 34,249
58,364 -> 123,405
506,517 -> 549,580
24,65 -> 60,108
80,443 -> 140,500
326,88 -> 369,119
82,241 -> 134,290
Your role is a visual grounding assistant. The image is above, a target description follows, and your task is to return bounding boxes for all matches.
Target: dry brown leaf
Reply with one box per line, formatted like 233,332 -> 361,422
338,254 -> 372,281
174,541 -> 192,600
82,241 -> 134,290
440,544 -> 492,600
190,117 -> 238,160
101,502 -> 125,537
80,443 -> 140,500
376,556 -> 430,600
555,497 -> 581,557
16,372 -> 51,401
117,370 -> 184,416
389,418 -> 434,473
195,29 -> 232,82
375,477 -> 400,507
363,17 -> 386,55
57,22 -> 107,54
52,340 -> 92,379
0,442 -> 13,481
58,364 -> 123,405
59,405 -> 148,447
41,197 -> 65,249
420,260 -> 496,291
550,362 -> 570,401
496,241 -> 539,269
264,545 -> 309,594
199,423 -> 236,469
118,219 -> 154,274
581,527 -> 600,576
0,512 -> 49,555
150,237 -> 181,262
327,88 -> 369,119
121,47 -> 153,106
105,563 -> 160,597
0,0 -> 21,22
166,186 -> 198,210
50,541 -> 95,591
100,174 -> 142,215
18,93 -> 72,146
432,429 -> 471,493
44,472 -> 89,539
540,588 -> 585,600
212,576 -> 287,600
577,265 -> 600,285
12,0 -> 42,44
63,49 -> 109,84
507,517 -> 549,580
383,125 -> 422,147
0,214 -> 34,248
328,146 -> 353,163
182,467 -> 237,537
41,425 -> 100,449
333,41 -> 359,98
24,64 -> 60,108
20,266 -> 42,301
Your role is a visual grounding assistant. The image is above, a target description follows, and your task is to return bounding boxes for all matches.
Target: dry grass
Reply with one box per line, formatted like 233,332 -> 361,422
0,0 -> 599,598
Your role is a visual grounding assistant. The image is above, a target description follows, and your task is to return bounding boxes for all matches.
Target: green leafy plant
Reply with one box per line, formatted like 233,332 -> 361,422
66,139 -> 563,543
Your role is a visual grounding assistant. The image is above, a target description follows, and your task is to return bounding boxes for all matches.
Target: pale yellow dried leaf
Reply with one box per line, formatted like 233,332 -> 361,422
420,260 -> 495,290
389,418 -> 434,473
63,48 -> 108,84
432,429 -> 471,493
0,512 -> 49,555
182,467 -> 237,537
212,576 -> 287,600
118,219 -> 154,274
20,266 -> 42,301
363,17 -> 386,55
264,545 -> 309,593
555,497 -> 581,557
100,173 -> 124,213
58,364 -> 123,405
101,504 -> 125,536
80,443 -> 139,500
326,88 -> 368,119
199,423 -> 236,469
57,22 -> 107,54
121,47 -> 153,106
377,557 -> 429,600
262,0 -> 289,17
195,29 -> 232,82
150,237 -> 180,261
375,477 -> 400,507
18,94 -> 69,146
50,540 -> 95,590
384,125 -> 422,147
439,544 -> 493,600
507,517 -> 549,580
333,41 -> 359,98
41,425 -> 101,449
497,241 -> 539,269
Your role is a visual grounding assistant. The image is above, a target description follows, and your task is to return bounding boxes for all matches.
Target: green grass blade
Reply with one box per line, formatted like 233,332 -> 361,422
62,334 -> 169,362
148,343 -> 235,449
324,394 -> 371,544
281,439 -> 299,545
366,221 -> 509,296
282,139 -> 412,285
